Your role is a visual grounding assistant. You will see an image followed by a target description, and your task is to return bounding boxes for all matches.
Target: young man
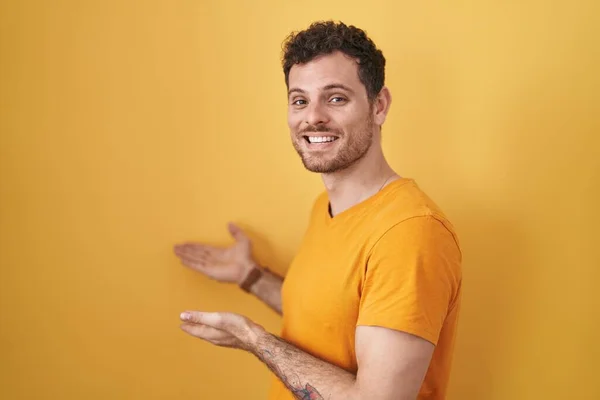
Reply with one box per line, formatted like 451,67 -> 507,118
174,21 -> 462,400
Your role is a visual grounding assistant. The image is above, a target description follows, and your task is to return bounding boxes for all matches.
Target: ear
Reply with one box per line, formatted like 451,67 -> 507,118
372,86 -> 392,126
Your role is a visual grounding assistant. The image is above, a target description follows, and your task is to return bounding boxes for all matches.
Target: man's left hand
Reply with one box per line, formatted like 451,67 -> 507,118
179,311 -> 265,352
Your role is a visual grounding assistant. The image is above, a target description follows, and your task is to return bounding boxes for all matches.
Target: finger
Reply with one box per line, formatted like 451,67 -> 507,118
178,256 -> 208,271
175,247 -> 209,264
227,222 -> 248,243
175,241 -> 208,247
180,323 -> 230,341
179,258 -> 211,274
181,311 -> 241,330
175,243 -> 220,262
174,242 -> 203,251
175,244 -> 209,257
180,323 -> 240,348
181,311 -> 220,327
176,253 -> 208,267
177,247 -> 224,268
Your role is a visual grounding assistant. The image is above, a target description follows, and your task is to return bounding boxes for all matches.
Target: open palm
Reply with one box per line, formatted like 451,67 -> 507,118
174,223 -> 254,284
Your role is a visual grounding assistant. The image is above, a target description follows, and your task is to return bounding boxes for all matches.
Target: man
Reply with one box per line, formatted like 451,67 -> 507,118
173,20 -> 462,400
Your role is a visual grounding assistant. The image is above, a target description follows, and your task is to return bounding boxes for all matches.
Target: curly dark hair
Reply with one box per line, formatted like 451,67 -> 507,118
281,21 -> 386,102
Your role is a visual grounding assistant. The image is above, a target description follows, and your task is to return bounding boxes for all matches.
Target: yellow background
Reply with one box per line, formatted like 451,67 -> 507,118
1,1 -> 598,399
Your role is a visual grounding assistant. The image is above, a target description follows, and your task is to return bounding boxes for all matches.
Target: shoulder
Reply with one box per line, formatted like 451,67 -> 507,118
365,214 -> 463,308
372,179 -> 461,254
373,215 -> 461,263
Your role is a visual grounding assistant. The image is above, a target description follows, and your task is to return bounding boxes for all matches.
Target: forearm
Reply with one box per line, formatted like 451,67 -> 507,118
247,266 -> 283,315
253,332 -> 358,400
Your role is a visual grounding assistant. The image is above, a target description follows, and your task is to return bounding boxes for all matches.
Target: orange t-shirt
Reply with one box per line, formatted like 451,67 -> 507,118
267,178 -> 462,400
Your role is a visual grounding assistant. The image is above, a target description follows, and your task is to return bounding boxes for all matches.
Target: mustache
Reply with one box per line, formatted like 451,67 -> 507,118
299,125 -> 342,136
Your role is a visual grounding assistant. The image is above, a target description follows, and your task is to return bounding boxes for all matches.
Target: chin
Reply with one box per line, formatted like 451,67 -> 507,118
301,158 -> 347,174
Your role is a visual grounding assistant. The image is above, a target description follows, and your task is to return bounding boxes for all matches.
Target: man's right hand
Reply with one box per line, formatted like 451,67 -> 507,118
173,222 -> 255,284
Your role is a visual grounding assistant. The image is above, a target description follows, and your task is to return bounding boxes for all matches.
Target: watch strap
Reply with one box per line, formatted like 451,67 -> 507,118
239,266 -> 263,293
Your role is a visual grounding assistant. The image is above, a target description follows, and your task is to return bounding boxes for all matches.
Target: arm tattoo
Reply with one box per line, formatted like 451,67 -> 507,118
291,383 -> 324,400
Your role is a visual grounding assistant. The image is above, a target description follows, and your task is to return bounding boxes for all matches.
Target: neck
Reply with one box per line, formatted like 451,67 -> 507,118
322,140 -> 399,217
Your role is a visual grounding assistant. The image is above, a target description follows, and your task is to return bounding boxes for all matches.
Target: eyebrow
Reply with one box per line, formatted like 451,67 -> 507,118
288,83 -> 355,97
322,84 -> 355,93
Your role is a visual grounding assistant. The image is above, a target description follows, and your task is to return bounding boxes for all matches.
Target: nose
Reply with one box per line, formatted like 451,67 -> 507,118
304,100 -> 330,126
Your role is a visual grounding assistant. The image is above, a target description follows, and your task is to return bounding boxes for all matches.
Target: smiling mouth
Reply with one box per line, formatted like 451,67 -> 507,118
303,136 -> 340,144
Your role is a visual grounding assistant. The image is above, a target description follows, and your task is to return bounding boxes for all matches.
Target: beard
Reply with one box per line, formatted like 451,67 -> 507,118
291,114 -> 375,174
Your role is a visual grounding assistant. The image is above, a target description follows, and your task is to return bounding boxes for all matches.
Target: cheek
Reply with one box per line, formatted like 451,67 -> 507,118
334,116 -> 358,135
287,112 -> 303,132
340,109 -> 370,131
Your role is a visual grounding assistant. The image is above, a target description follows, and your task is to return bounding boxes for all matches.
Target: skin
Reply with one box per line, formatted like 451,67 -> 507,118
286,51 -> 397,217
174,50 -> 435,399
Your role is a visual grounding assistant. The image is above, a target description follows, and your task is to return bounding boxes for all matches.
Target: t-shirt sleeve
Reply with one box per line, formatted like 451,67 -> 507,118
356,215 -> 462,345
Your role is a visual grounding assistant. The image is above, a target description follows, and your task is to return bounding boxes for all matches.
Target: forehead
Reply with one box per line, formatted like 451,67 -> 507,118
288,51 -> 365,94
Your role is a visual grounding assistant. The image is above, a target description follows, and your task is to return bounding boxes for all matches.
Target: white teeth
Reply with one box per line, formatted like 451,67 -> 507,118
307,136 -> 337,143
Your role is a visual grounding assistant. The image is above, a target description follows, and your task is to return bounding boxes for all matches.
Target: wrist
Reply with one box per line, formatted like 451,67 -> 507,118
239,262 -> 265,293
246,322 -> 268,355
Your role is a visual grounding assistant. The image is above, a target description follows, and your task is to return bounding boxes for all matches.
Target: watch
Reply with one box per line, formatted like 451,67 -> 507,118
239,266 -> 264,293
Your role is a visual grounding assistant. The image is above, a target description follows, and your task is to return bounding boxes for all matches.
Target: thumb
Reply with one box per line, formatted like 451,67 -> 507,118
227,222 -> 248,242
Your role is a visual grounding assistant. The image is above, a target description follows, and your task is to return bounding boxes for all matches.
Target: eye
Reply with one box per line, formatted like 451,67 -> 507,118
291,99 -> 307,106
330,97 -> 347,103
